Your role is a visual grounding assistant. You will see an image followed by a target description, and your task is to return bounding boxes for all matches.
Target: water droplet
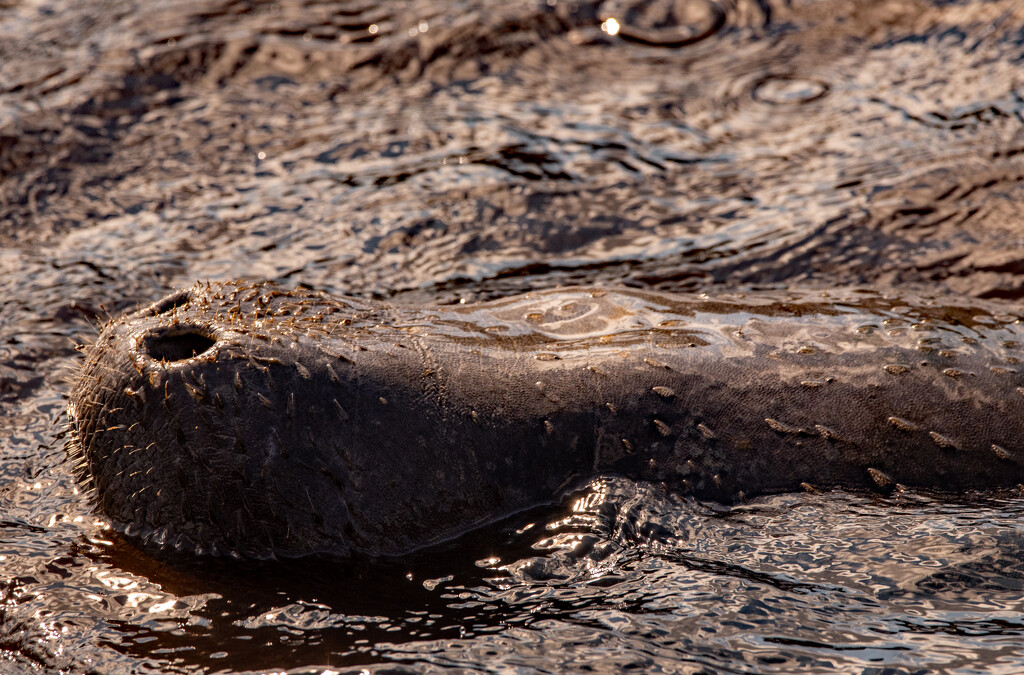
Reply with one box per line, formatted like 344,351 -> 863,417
600,18 -> 621,36
600,0 -> 725,48
752,76 -> 829,105
766,418 -> 802,434
888,416 -> 918,432
868,467 -> 893,488
422,575 -> 452,591
815,424 -> 842,441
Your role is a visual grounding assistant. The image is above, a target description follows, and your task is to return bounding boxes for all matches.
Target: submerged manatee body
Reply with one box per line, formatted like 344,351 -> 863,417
68,281 -> 1024,558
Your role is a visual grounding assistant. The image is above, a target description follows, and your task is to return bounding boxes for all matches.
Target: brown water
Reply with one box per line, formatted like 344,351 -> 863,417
3,0 -> 1024,672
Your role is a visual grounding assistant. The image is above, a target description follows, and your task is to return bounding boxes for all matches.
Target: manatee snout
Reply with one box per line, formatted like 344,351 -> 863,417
70,282 -> 541,559
68,286 -> 368,558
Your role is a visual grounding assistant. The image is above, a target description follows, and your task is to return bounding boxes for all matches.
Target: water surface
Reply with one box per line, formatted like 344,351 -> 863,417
3,0 -> 1024,672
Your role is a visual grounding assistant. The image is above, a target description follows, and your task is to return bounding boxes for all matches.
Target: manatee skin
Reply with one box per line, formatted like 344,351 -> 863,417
67,281 -> 1024,558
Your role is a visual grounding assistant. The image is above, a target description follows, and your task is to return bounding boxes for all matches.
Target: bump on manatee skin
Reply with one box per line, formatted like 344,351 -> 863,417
67,280 -> 1024,558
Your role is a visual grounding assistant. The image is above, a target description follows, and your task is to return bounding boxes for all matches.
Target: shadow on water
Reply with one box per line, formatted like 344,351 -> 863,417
91,507 -> 555,672
55,483 -> 1024,674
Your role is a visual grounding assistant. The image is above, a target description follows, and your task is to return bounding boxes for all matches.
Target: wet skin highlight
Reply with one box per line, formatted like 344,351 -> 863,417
68,281 -> 1024,558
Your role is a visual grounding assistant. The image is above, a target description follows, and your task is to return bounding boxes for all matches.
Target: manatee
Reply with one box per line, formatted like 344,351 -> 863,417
67,281 -> 1024,558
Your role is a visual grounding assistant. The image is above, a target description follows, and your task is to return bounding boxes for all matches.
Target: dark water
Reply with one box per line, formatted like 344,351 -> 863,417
3,0 -> 1024,672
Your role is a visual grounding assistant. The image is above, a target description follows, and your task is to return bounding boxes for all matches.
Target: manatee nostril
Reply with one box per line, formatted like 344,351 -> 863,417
144,329 -> 216,362
148,290 -> 191,316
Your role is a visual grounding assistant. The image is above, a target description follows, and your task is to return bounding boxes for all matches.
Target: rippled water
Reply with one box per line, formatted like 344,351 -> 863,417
3,0 -> 1024,672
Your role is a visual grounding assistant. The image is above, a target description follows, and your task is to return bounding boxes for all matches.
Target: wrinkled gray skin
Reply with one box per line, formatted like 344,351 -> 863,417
68,281 -> 1024,558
